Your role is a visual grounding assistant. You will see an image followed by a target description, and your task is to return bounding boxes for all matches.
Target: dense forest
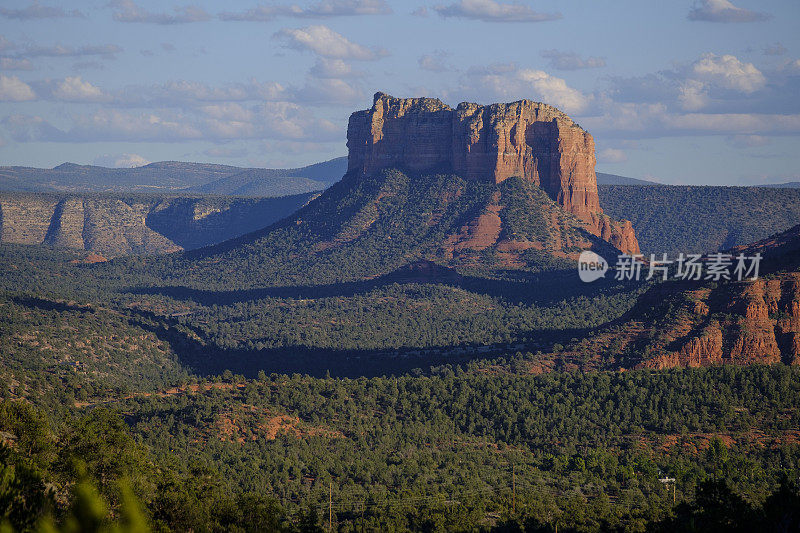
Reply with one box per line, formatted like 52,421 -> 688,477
599,185 -> 800,254
4,362 -> 800,531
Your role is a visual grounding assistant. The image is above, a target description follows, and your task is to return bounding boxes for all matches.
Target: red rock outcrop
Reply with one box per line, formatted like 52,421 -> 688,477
347,92 -> 639,254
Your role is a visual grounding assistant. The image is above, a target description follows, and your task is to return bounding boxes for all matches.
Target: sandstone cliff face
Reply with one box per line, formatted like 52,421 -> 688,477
0,193 -> 316,257
347,92 -> 639,254
544,224 -> 800,372
555,272 -> 800,372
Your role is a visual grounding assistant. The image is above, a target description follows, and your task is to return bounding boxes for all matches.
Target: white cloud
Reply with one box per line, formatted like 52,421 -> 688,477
0,75 -> 35,101
516,69 -> 588,113
688,0 -> 769,23
691,53 -> 766,93
434,0 -> 561,23
111,0 -> 211,24
0,2 -> 83,19
51,76 -> 108,102
309,58 -> 361,78
597,148 -> 627,164
93,153 -> 150,168
541,50 -> 606,70
219,0 -> 390,21
72,110 -> 204,141
463,64 -> 589,114
677,79 -> 709,111
274,25 -> 386,60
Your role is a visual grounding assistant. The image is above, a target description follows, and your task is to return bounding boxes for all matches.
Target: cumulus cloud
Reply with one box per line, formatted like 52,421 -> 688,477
688,0 -> 769,23
0,75 -> 35,101
93,153 -> 150,167
517,70 -> 588,113
607,53 -> 773,115
434,0 -> 561,23
541,50 -> 606,71
219,0 -> 391,21
309,58 -> 361,78
465,64 -> 588,114
51,76 -> 109,102
597,148 -> 627,164
691,53 -> 766,93
274,25 -> 386,60
677,79 -> 709,111
0,2 -> 83,19
111,0 -> 211,24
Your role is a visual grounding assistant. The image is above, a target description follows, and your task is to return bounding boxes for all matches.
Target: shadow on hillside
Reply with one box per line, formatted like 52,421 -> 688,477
123,306 -> 586,379
11,295 -> 96,314
124,264 -> 635,308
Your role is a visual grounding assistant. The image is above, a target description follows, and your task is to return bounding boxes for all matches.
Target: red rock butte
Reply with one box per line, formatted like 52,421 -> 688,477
347,92 -> 639,254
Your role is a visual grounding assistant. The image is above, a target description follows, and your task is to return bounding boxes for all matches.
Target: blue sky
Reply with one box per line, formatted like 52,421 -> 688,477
0,0 -> 798,184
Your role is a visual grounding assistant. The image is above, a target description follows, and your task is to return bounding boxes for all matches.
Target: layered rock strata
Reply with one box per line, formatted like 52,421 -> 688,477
347,92 -> 639,254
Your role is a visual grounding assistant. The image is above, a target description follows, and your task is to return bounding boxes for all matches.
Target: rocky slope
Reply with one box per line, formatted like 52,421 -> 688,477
347,92 -> 639,254
547,224 -> 800,372
0,192 -> 316,257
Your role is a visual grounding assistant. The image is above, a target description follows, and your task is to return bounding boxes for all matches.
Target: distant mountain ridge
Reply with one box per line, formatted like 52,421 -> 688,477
0,157 -> 347,195
599,185 -> 800,254
596,172 -> 658,186
756,181 -> 800,189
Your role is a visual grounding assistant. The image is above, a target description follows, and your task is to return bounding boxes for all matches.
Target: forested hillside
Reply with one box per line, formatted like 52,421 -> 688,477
125,169 -> 623,291
599,185 -> 800,254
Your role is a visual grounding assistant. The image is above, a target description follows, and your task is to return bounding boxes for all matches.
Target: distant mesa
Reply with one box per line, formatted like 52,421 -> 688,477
346,92 -> 639,254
